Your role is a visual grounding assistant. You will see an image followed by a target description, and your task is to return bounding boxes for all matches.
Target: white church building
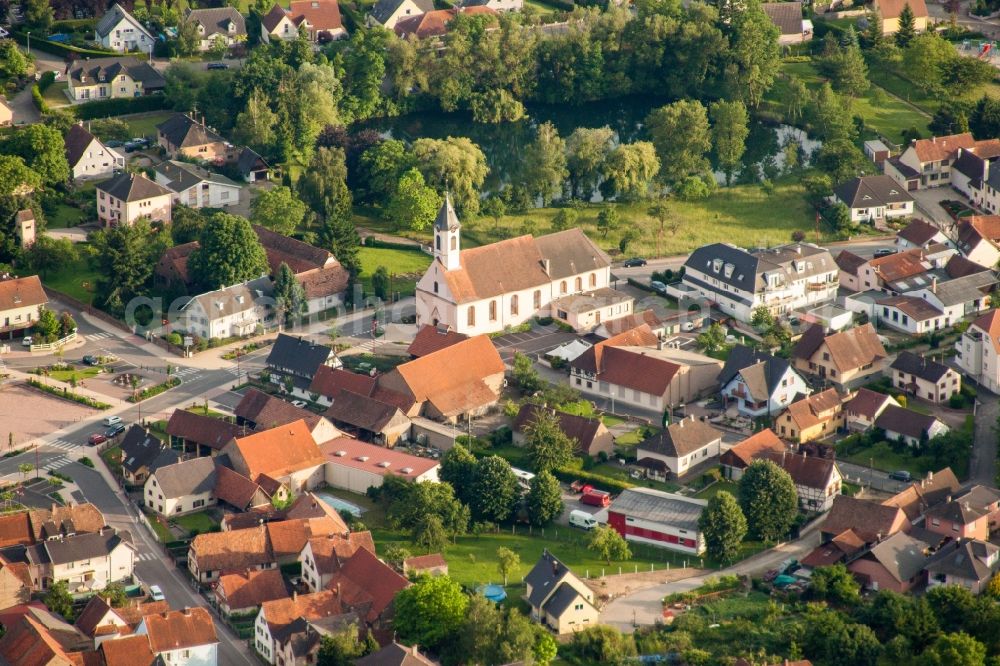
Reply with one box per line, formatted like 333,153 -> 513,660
414,197 -> 620,335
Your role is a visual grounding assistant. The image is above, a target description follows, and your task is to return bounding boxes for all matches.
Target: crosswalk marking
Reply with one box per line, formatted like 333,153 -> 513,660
46,439 -> 78,452
135,552 -> 157,562
86,332 -> 112,341
174,367 -> 199,377
42,457 -> 72,471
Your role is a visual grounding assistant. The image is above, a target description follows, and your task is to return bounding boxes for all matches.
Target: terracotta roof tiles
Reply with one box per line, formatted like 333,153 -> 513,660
309,366 -> 377,400
190,525 -> 273,573
142,607 -> 217,654
720,428 -> 786,469
0,276 -> 47,314
327,548 -> 409,623
230,420 -> 326,481
98,634 -> 155,666
217,569 -> 290,611
407,324 -> 469,358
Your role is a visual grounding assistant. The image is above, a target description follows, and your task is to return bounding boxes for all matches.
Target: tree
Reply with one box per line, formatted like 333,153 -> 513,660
970,95 -> 1000,139
481,195 -> 506,232
385,478 -> 469,536
250,186 -> 308,236
696,323 -> 727,353
526,470 -> 564,526
569,625 -> 637,666
784,78 -> 809,123
0,154 -> 42,199
316,627 -> 363,666
864,6 -> 884,49
565,127 -> 614,199
383,544 -> 411,570
372,266 -> 391,301
23,0 -> 53,33
299,147 -> 352,223
0,40 -> 29,77
439,443 -> 478,506
525,410 -> 575,473
551,207 -> 579,232
386,168 -> 441,231
318,210 -> 361,278
44,580 -> 74,620
512,351 -> 543,394
496,546 -> 520,585
411,137 -> 488,216
412,513 -> 450,553
903,34 -> 961,95
750,306 -> 775,330
588,525 -> 631,564
3,124 -> 69,185
534,631 -> 558,666
603,142 -> 660,200
91,220 -> 169,317
814,138 -> 870,183
471,456 -> 519,522
175,17 -> 202,56
896,2 -> 917,47
234,89 -> 279,155
808,83 -> 854,141
273,262 -> 307,327
33,307 -> 60,343
919,632 -> 986,666
738,459 -> 798,541
830,30 -> 869,100
697,491 -> 746,564
810,564 -> 862,605
101,582 -> 128,608
522,121 -> 568,205
24,236 -> 76,280
646,100 -> 711,185
597,207 -> 620,238
188,213 -> 269,291
358,139 -> 412,203
394,575 -> 469,650
710,100 -> 750,185
726,0 -> 780,108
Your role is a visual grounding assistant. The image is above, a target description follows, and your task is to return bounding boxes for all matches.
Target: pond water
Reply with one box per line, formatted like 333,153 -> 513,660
360,97 -> 822,195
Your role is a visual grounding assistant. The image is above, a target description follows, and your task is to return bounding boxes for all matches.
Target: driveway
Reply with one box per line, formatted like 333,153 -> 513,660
970,394 -> 999,487
909,188 -> 965,228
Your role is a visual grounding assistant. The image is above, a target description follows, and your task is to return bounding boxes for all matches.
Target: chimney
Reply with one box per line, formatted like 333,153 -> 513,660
928,470 -> 934,481
183,607 -> 191,616
947,494 -> 953,503
336,582 -> 342,598
552,559 -> 558,576
293,590 -> 298,601
932,277 -> 937,294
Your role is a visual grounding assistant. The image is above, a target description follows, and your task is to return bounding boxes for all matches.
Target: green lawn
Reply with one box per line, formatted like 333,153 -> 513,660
41,82 -> 70,108
49,367 -> 102,384
101,446 -> 122,477
523,0 -> 558,13
357,246 -> 432,297
47,203 -> 86,229
589,462 -> 680,493
172,511 -> 219,535
41,250 -> 101,305
120,112 -> 174,139
601,414 -> 627,428
839,440 -> 925,476
614,425 -> 660,447
693,480 -> 739,501
142,509 -> 174,542
341,353 -> 409,374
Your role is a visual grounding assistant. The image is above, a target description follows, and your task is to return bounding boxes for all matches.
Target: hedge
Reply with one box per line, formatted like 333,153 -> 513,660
30,85 -> 48,114
551,466 -> 634,494
128,377 -> 181,403
25,378 -> 111,410
9,30 -> 118,59
74,95 -> 172,119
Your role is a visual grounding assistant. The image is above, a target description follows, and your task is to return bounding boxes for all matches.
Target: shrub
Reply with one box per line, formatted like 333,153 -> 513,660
30,85 -> 48,113
79,457 -> 95,468
791,230 -> 806,242
949,393 -> 966,409
74,95 -> 170,120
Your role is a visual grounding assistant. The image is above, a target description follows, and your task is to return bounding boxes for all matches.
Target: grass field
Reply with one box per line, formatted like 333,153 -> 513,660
41,82 -> 70,108
839,441 -> 925,476
357,245 -> 432,297
49,367 -> 102,384
47,203 -> 85,229
173,511 -> 219,535
693,480 -> 740,501
101,446 -> 122,477
121,112 -> 175,139
42,252 -> 101,305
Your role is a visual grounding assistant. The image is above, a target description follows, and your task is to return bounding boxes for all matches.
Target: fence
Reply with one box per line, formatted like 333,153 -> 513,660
28,331 -> 77,353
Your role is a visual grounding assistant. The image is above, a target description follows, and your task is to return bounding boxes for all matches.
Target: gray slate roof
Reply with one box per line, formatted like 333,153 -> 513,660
266,333 -> 336,379
863,531 -> 934,583
96,3 -> 147,38
923,271 -> 998,307
875,404 -> 943,440
718,345 -> 794,401
370,0 -> 434,24
120,425 -> 165,474
889,351 -> 951,383
69,57 -> 164,89
834,175 -> 914,208
542,582 -> 586,617
184,7 -> 247,39
182,277 -> 273,320
608,488 -> 707,533
96,172 -> 172,202
156,113 -> 227,150
151,456 -> 217,499
153,160 -> 240,192
923,539 -> 999,582
524,550 -> 573,609
237,147 -> 268,176
638,416 -> 722,459
31,529 -> 133,566
761,2 -> 803,35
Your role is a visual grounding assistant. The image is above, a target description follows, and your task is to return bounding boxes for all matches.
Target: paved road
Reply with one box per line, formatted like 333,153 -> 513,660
970,396 -> 999,487
837,460 -> 912,494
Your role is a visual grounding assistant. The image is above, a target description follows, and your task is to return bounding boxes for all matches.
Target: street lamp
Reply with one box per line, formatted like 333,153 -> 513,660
25,32 -> 30,56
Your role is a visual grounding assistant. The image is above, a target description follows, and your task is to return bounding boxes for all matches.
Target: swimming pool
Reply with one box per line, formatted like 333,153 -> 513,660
316,492 -> 365,517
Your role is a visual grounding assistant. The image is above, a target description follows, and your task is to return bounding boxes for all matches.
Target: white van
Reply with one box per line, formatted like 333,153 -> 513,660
102,415 -> 122,427
569,510 -> 598,530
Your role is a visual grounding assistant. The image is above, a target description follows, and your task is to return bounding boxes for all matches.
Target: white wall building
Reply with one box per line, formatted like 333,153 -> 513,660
153,160 -> 241,209
95,3 -> 154,52
956,310 -> 1000,394
177,277 -> 273,341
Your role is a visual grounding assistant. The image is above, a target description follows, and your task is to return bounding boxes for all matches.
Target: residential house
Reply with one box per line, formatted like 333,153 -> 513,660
512,404 -> 615,459
594,308 -> 667,339
761,1 -> 810,44
254,590 -> 353,664
265,333 -> 341,391
75,595 -> 129,643
183,7 -> 247,51
252,225 -> 348,313
875,0 -> 928,36
886,133 -> 994,190
833,175 -> 915,224
459,0 -> 522,11
215,568 -> 290,618
843,388 -> 899,432
156,113 -> 234,163
309,366 -> 377,406
718,345 -> 811,418
0,275 -> 47,340
153,160 -> 241,209
791,323 -> 887,390
831,251 -> 864,292
221,420 -> 327,494
176,277 -> 273,341
99,634 -> 157,666
907,271 -> 997,327
875,295 -> 946,334
924,497 -> 993,542
261,0 -> 347,43
875,404 -> 949,447
634,416 -> 723,479
924,539 -> 1000,594
0,97 -> 12,126
853,248 -> 935,294
188,525 -> 274,583
321,436 -> 440,493
402,553 -> 448,577
64,123 -> 123,181
820,494 -> 910,544
213,465 -> 273,511
882,468 -> 961,524
94,3 -> 154,52
367,0 -> 434,29
24,528 -> 135,592
774,389 -> 844,444
299,531 -> 376,592
415,196 -> 612,335
896,219 -> 950,250
569,326 -> 723,413
118,425 -> 178,486
888,351 -> 961,404
847,530 -> 935,592
376,334 -> 506,421
0,615 -> 87,666
524,550 -> 600,635
234,388 -> 341,443
95,172 -> 172,227
955,310 -> 1000,393
13,209 -> 36,248
25,504 -> 108,542
394,6 -> 498,39
323,390 -> 411,446
326,547 -> 410,631
356,643 -> 437,666
143,456 -> 217,517
237,147 -> 270,183
136,607 -> 218,666
548,288 -> 635,334
719,428 -> 787,481
297,265 -> 351,316
165,409 -> 247,457
801,528 -> 869,570
67,57 -> 165,102
265,517 -> 349,565
956,216 -> 1000,268
761,450 -> 843,512
607,488 -> 707,555
672,242 -> 838,323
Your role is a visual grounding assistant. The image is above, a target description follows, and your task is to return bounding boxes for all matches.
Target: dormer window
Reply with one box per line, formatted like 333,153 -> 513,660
723,263 -> 734,278
712,259 -> 723,273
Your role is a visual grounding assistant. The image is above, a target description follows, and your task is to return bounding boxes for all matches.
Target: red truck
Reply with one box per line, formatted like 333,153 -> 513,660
580,489 -> 611,507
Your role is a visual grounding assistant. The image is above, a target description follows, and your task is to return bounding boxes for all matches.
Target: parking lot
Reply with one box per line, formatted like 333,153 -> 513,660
491,327 -> 578,362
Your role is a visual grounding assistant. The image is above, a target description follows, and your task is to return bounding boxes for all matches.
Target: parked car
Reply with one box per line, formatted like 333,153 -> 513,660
82,355 -> 99,366
290,399 -> 307,408
207,62 -> 230,70
102,415 -> 122,427
581,490 -> 611,507
149,585 -> 165,601
623,257 -> 647,267
650,280 -> 667,294
889,470 -> 912,482
88,433 -> 107,446
21,336 -> 32,347
104,423 -> 126,438
873,249 -> 897,258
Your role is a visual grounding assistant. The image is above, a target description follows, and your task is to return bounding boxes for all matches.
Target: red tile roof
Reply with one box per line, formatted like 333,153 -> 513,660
570,324 -> 659,375
98,635 -> 155,666
190,525 -> 273,573
720,429 -> 786,470
843,388 -> 896,420
407,325 -> 468,358
309,366 -> 377,400
141,608 -> 218,654
289,0 -> 343,32
261,589 -> 345,635
306,532 -> 376,575
402,553 -> 446,571
0,615 -> 77,666
971,310 -> 1000,353
217,569 -> 290,611
0,276 -> 47,314
394,6 -> 496,39
230,420 -> 326,482
327,548 -> 409,623
0,513 -> 34,548
213,465 -> 265,510
906,132 -> 976,162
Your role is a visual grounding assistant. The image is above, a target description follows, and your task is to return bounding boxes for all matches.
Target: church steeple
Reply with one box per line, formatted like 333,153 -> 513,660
433,193 -> 461,271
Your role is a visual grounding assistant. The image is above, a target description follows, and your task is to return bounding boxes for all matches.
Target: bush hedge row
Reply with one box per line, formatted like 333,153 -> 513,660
10,29 -> 118,58
75,95 -> 172,119
26,378 -> 111,409
551,466 -> 634,494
